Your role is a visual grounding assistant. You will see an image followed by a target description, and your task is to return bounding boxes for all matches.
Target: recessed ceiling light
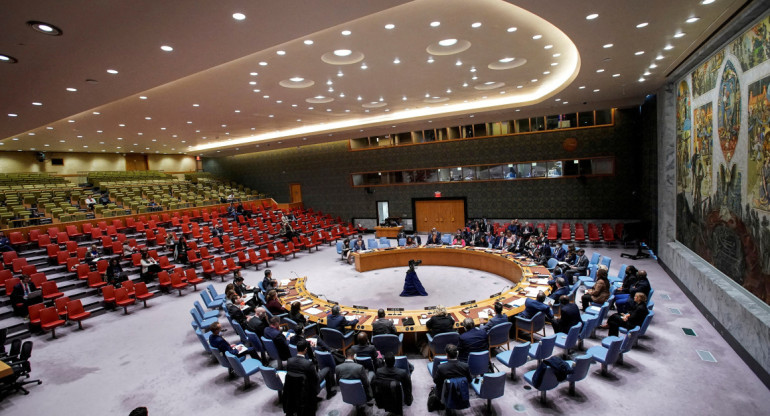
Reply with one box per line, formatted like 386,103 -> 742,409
700,0 -> 716,4
268,115 -> 274,118
160,45 -> 173,52
639,77 -> 646,82
106,69 -> 118,74
612,73 -> 620,77
531,79 -> 538,82
593,89 -> 600,92
249,72 -> 258,76
384,23 -> 395,30
393,57 -> 400,64
12,138 -> 19,140
439,39 -> 458,46
674,32 -> 685,38
649,63 -> 658,68
553,53 -> 561,57
430,21 -> 441,27
232,13 -> 248,21
686,17 -> 700,23
596,69 -> 604,73
470,67 -> 476,72
145,116 -> 151,120
66,87 -> 77,92
603,43 -> 613,48
0,54 -> 18,63
555,98 -> 561,102
455,60 -> 462,66
337,70 -> 344,77
586,13 -> 599,20
193,103 -> 199,107
326,80 -> 333,85
656,54 -> 664,60
578,86 -> 585,89
664,44 -> 674,50
551,62 -> 558,66
32,102 -> 42,106
276,51 -> 286,56
499,57 -> 515,63
334,49 -> 352,57
249,81 -> 256,85
543,71 -> 550,75
139,96 -> 147,100
471,22 -> 482,28
636,22 -> 649,28
644,71 -> 651,76
472,75 -> 478,80
289,77 -> 304,82
27,21 -> 63,36
360,63 -> 368,69
544,44 -> 553,49
341,30 -> 351,36
507,27 -> 517,32
303,39 -> 314,45
234,110 -> 240,113
259,61 -> 268,66
69,120 -> 75,123
93,111 -> 100,115
635,51 -> 645,55
532,34 -> 542,40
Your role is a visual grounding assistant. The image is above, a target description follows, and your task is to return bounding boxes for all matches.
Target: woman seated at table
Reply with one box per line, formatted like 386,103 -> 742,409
265,289 -> 289,316
288,301 -> 307,325
404,236 -> 419,248
106,258 -> 127,287
452,229 -> 466,246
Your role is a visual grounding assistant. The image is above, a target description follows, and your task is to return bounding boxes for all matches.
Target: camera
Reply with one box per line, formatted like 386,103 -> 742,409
408,259 -> 422,268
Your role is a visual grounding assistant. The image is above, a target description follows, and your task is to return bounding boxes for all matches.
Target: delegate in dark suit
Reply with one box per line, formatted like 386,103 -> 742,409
457,326 -> 489,362
375,365 -> 412,405
371,317 -> 397,335
563,253 -> 589,284
484,313 -> 509,333
351,343 -> 380,365
326,305 -> 359,332
10,280 -> 37,316
286,353 -> 334,396
425,313 -> 455,336
553,303 -> 582,334
264,325 -> 292,360
519,297 -> 554,322
433,360 -> 471,398
245,315 -> 268,338
336,359 -> 373,398
548,285 -> 570,300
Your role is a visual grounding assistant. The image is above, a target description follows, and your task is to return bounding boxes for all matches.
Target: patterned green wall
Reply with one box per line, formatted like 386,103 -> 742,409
204,107 -> 647,222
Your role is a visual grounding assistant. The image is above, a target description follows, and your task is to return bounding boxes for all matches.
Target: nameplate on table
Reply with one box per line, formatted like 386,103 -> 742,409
460,300 -> 476,306
300,299 -> 313,306
353,305 -> 369,310
387,307 -> 404,312
424,306 -> 436,310
391,319 -> 399,325
489,292 -> 501,298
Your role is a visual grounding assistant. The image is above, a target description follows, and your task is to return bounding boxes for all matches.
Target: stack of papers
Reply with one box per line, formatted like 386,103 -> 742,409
300,299 -> 313,306
419,318 -> 430,325
392,318 -> 399,325
280,279 -> 291,286
305,307 -> 323,315
478,311 -> 489,320
509,298 -> 526,307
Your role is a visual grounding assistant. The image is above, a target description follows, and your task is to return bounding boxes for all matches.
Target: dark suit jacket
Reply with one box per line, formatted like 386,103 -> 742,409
574,255 -> 589,272
351,344 -> 380,366
209,333 -> 238,355
520,298 -> 554,321
626,301 -> 650,329
10,281 -> 37,306
484,314 -> 509,333
264,326 -> 291,360
336,360 -> 372,398
553,303 -> 582,334
549,285 -> 571,300
375,366 -> 413,405
426,315 -> 455,336
287,354 -> 321,395
433,360 -> 471,398
426,234 -> 442,245
554,247 -> 567,261
458,328 -> 489,362
245,316 -> 267,337
371,318 -> 397,335
326,314 -> 358,332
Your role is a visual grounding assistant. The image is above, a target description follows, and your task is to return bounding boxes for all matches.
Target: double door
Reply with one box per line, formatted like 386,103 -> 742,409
414,199 -> 465,233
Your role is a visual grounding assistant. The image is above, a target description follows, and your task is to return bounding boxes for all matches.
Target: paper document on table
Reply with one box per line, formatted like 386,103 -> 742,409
532,278 -> 549,285
478,311 -> 489,320
509,298 -> 526,307
348,315 -> 361,321
419,318 -> 430,325
392,319 -> 399,325
300,299 -> 313,305
304,307 -> 323,315
525,288 -> 541,297
280,279 -> 291,286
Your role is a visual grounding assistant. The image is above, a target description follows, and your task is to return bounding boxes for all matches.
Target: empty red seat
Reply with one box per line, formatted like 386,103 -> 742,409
259,248 -> 274,266
30,273 -> 47,288
55,296 -> 71,320
158,256 -> 175,271
12,258 -> 28,274
40,306 -> 66,338
102,285 -> 116,308
66,225 -> 83,239
187,250 -> 202,267
158,271 -> 173,292
21,264 -> 37,277
247,249 -> 263,270
9,232 -> 28,249
41,281 -> 64,301
201,260 -> 215,279
169,272 -> 188,296
88,271 -> 107,290
28,302 -> 45,328
199,247 -> 215,260
76,264 -> 90,280
66,299 -> 92,329
3,251 -> 18,268
122,279 -> 136,297
134,282 -> 154,307
213,259 -> 229,281
47,244 -> 60,263
184,269 -> 204,291
114,287 -> 135,314
226,257 -> 242,273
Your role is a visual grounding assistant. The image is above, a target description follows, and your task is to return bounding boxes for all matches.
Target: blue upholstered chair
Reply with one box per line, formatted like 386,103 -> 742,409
394,355 -> 411,375
336,241 -> 344,259
200,290 -> 223,310
487,322 -> 512,351
281,317 -> 318,338
620,310 -> 654,346
467,351 -> 490,378
316,350 -> 337,373
225,351 -> 261,388
194,300 -> 219,320
190,308 -> 217,330
398,238 -> 406,246
339,379 -> 368,411
244,330 -> 267,363
528,334 -> 556,365
495,342 -> 530,380
471,372 -> 506,414
426,355 -> 447,377
440,234 -> 452,245
427,331 -> 460,359
565,354 -> 594,395
195,329 -> 214,357
555,322 -> 582,357
546,257 -> 559,272
372,333 -> 403,356
587,335 -> 623,375
261,336 -> 285,369
320,327 -> 355,353
258,363 -> 287,402
367,238 -> 378,249
523,365 -> 560,404
609,264 -> 628,286
379,239 -> 391,248
578,314 -> 601,350
206,284 -> 226,301
354,356 -> 376,372
515,311 -> 546,342
608,326 -> 640,365
211,349 -> 234,376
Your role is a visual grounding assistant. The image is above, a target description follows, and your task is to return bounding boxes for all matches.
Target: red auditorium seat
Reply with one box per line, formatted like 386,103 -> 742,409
88,271 -> 107,290
169,272 -> 188,296
134,282 -> 154,307
114,287 -> 135,314
41,281 -> 65,301
66,299 -> 92,329
40,307 -> 66,338
184,268 -> 204,291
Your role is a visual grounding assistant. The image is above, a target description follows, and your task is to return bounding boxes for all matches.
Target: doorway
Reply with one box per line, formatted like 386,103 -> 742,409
290,183 -> 302,203
377,201 -> 390,225
413,198 -> 466,233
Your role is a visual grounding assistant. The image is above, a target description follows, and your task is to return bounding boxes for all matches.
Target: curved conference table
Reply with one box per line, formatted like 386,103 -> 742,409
278,246 -> 552,334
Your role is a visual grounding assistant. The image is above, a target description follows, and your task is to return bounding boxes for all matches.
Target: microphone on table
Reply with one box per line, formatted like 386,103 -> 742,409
316,293 -> 330,302
291,271 -> 301,279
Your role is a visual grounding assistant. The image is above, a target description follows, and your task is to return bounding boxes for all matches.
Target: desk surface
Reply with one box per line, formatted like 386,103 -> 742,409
0,361 -> 12,379
279,246 -> 551,334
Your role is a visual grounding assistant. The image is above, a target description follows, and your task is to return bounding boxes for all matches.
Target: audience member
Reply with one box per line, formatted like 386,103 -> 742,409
581,268 -> 611,311
245,307 -> 268,337
552,295 -> 582,334
264,316 -> 291,361
85,244 -> 100,267
563,248 -> 589,285
374,352 -> 413,406
288,301 -> 307,325
208,321 -> 253,358
616,270 -> 651,313
0,231 -> 15,253
287,339 -> 336,402
605,292 -> 649,336
325,304 -> 359,333
371,308 -> 397,335
175,236 -> 188,264
335,348 -> 373,400
106,258 -> 127,287
85,195 -> 97,211
351,332 -> 381,368
404,236 -> 418,248
425,305 -> 456,336
483,302 -> 508,333
432,344 -> 471,399
549,277 -> 570,300
517,291 -> 554,324
10,274 -> 40,316
457,318 -> 489,362
140,251 -> 160,283
265,289 -> 288,316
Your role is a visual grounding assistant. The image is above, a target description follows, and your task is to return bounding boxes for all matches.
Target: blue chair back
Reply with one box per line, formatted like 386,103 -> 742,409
289,343 -> 298,357
546,258 -> 558,270
211,349 -> 231,370
427,355 -> 448,376
225,351 -> 250,378
258,291 -> 267,305
354,356 -> 376,372
557,322 -> 582,351
372,334 -> 402,356
379,239 -> 391,248
579,314 -> 600,340
477,372 -> 506,399
258,363 -> 284,392
207,284 -> 224,299
200,290 -> 217,308
244,330 -> 265,353
232,321 -> 248,344
529,334 -> 556,361
194,300 -> 206,316
398,238 -> 406,246
500,342 -> 529,368
589,252 -> 601,266
600,256 -> 611,269
394,355 -> 411,374
599,336 -> 624,365
195,329 -> 212,354
487,322 -> 512,348
316,350 -> 337,372
367,239 -> 378,249
429,332 -> 460,355
258,281 -> 266,293
190,308 -> 204,326
339,379 -> 368,407
566,354 -> 593,383
468,351 -> 490,378
619,326 -> 640,354
261,336 -> 281,363
639,310 -> 654,336
441,234 -> 452,245
529,366 -> 560,392
336,241 -> 343,254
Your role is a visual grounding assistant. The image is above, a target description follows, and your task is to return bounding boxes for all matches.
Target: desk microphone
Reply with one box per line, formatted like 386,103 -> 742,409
291,271 -> 301,279
316,293 -> 330,302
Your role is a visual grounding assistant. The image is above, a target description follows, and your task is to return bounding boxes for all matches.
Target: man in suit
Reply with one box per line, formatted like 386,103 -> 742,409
457,318 -> 489,362
287,340 -> 336,399
264,316 -> 291,361
548,278 -> 570,300
426,229 -> 442,245
552,295 -> 582,334
433,344 -> 471,399
563,248 -> 589,285
11,274 -> 40,316
517,291 -> 554,322
335,348 -> 373,399
208,321 -> 254,358
483,302 -> 508,333
245,307 -> 268,337
553,242 -> 568,261
351,332 -> 381,367
325,304 -> 359,333
371,308 -> 397,335
374,352 -> 413,406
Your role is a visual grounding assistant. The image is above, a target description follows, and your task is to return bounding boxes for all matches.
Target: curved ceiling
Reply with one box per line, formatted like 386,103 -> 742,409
0,0 -> 748,157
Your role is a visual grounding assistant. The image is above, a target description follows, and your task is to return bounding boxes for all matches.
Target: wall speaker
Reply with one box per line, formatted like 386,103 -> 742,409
35,152 -> 46,162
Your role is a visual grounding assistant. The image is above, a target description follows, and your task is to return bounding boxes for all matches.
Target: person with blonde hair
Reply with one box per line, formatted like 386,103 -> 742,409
425,305 -> 455,336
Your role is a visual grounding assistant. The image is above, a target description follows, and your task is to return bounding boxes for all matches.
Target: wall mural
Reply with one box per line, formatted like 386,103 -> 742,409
676,15 -> 770,305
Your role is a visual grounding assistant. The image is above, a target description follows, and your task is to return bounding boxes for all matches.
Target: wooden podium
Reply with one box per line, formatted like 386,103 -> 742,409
374,226 -> 403,239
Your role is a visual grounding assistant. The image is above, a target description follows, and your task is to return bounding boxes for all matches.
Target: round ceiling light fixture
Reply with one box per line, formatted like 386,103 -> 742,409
488,57 -> 527,70
305,96 -> 334,104
426,39 -> 471,55
321,50 -> 364,65
0,54 -> 18,63
27,21 -> 63,36
279,77 -> 315,88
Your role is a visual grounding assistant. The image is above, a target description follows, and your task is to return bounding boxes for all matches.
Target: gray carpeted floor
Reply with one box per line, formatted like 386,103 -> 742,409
2,234 -> 768,415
